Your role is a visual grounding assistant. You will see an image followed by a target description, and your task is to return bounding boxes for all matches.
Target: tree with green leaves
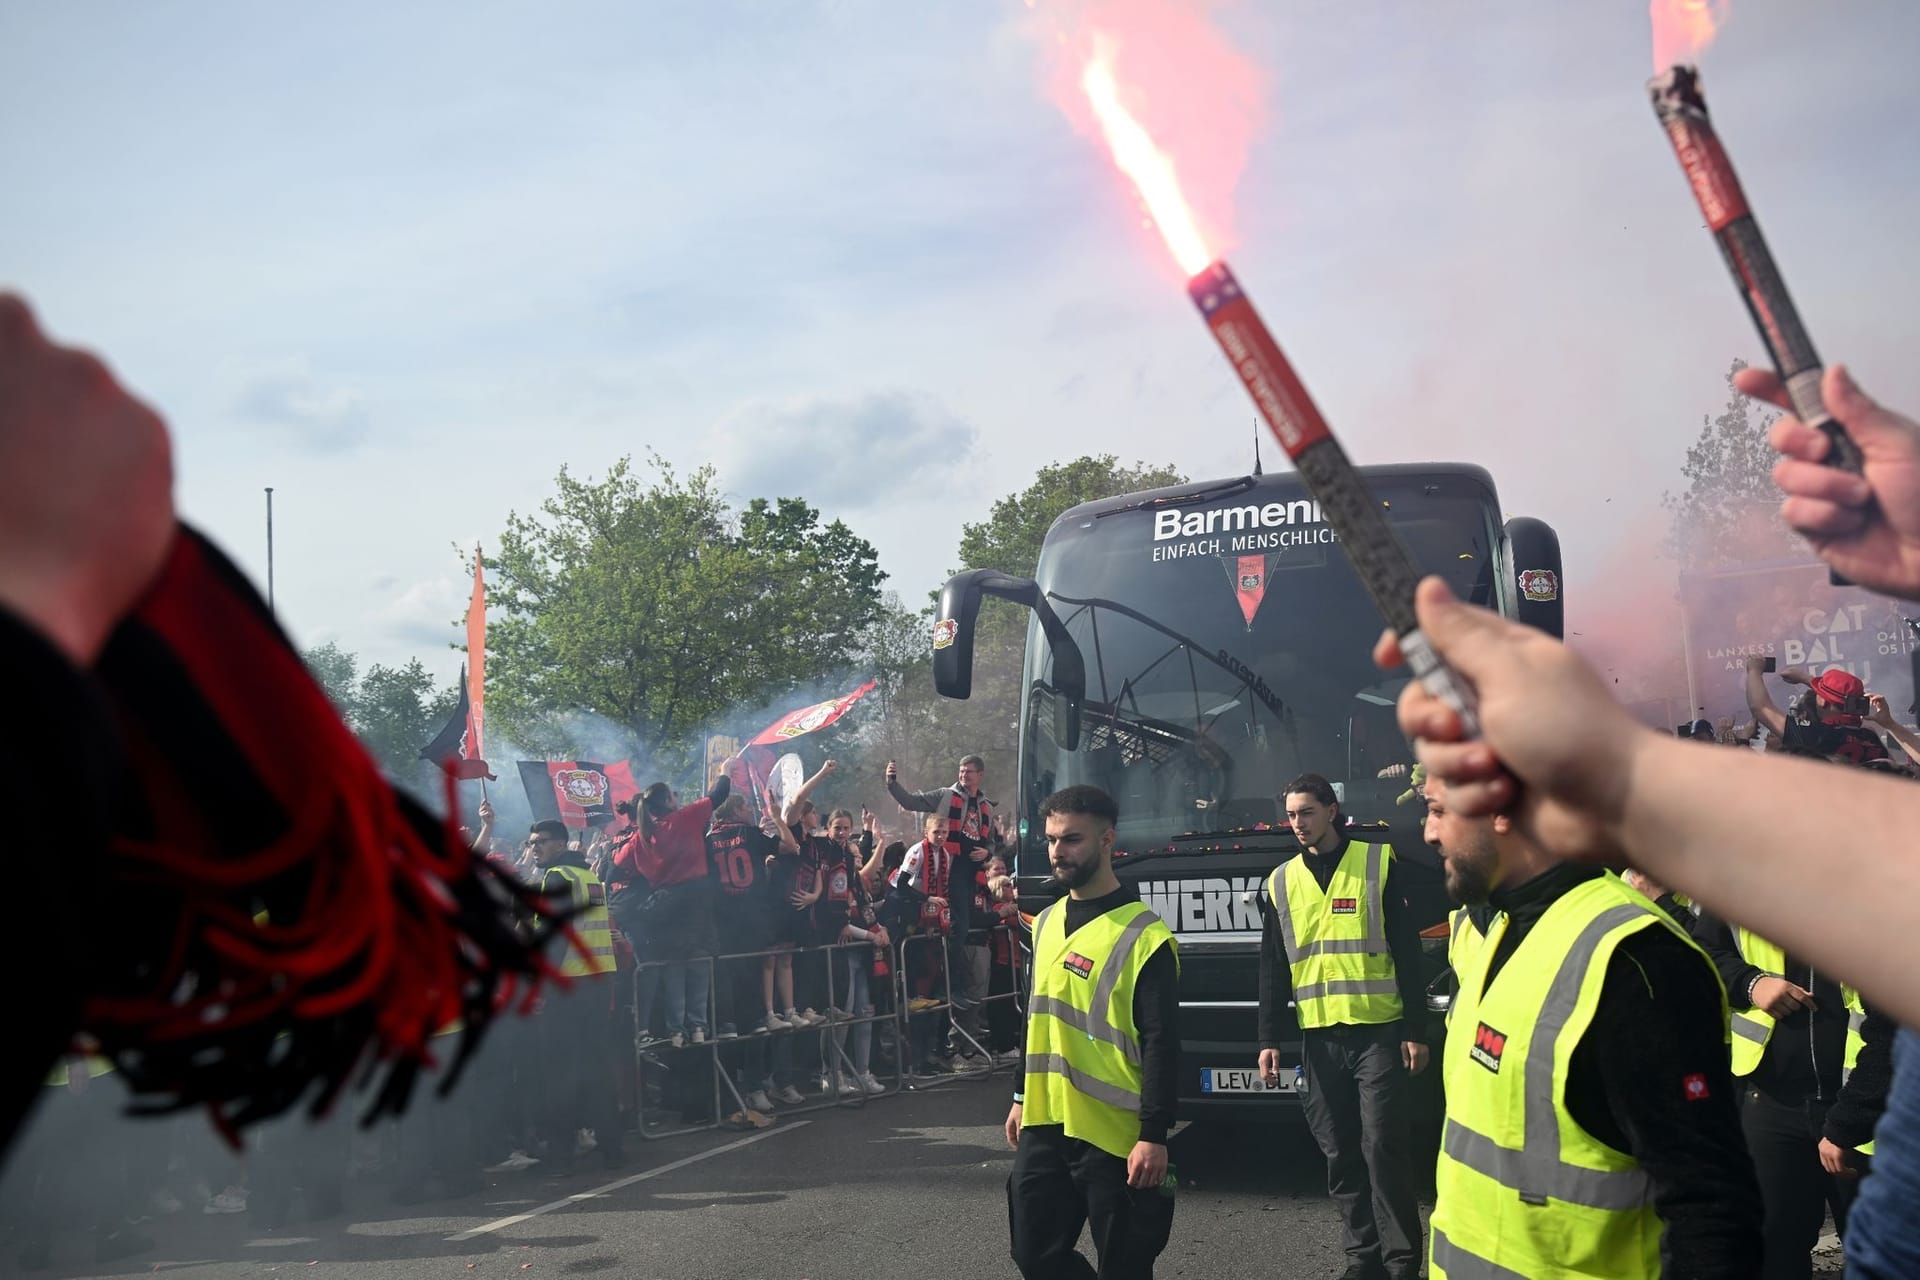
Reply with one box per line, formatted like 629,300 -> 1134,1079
485,455 -> 885,782
302,642 -> 458,789
953,456 -> 1190,581
1663,360 -> 1798,568
836,457 -> 1190,813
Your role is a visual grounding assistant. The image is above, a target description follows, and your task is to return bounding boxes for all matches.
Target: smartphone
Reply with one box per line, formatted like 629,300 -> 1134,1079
1762,656 -> 1777,673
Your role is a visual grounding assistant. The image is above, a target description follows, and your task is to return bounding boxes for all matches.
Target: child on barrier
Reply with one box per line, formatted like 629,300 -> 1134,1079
706,793 -> 795,1115
893,813 -> 956,1076
983,858 -> 1024,1064
816,810 -> 889,1095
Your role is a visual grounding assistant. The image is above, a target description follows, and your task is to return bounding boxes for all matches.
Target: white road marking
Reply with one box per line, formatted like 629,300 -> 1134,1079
444,1121 -> 811,1242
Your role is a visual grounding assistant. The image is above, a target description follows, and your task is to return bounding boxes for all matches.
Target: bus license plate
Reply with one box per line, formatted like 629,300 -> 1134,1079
1201,1067 -> 1293,1094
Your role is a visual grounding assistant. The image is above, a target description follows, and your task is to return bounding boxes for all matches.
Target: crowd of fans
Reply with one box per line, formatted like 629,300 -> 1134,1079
1,752 -> 1027,1264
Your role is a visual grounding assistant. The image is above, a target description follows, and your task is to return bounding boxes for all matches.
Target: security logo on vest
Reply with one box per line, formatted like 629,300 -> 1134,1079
1063,951 -> 1096,980
1329,897 -> 1358,915
1470,1022 -> 1508,1074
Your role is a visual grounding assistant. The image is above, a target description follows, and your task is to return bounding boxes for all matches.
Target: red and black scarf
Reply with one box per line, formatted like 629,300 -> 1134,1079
83,530 -> 562,1140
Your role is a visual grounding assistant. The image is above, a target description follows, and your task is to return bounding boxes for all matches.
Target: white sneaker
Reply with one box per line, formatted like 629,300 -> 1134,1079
485,1149 -> 540,1172
837,1077 -> 862,1096
795,1008 -> 828,1027
690,1026 -> 708,1045
574,1128 -> 597,1155
860,1072 -> 887,1095
669,1031 -> 686,1049
813,1075 -> 831,1094
745,1089 -> 775,1113
759,1012 -> 791,1032
773,1084 -> 805,1106
203,1187 -> 248,1214
150,1188 -> 185,1215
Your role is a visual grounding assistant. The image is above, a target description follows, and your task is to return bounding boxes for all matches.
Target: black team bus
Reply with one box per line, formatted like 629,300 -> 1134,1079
932,464 -> 1562,1125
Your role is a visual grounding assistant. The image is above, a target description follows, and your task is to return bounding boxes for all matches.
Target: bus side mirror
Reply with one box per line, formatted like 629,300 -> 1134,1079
1504,517 -> 1564,640
934,569 -> 1086,751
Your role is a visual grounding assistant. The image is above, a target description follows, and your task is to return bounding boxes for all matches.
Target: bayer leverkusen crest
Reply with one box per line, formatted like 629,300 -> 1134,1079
554,768 -> 609,807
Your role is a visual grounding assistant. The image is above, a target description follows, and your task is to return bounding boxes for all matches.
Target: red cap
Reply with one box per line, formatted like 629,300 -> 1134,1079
1811,669 -> 1865,704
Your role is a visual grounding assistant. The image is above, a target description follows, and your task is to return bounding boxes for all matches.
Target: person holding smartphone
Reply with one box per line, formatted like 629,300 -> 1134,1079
1743,657 -> 1889,764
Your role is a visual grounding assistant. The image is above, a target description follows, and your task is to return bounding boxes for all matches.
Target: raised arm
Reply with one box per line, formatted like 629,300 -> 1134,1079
1868,695 -> 1920,768
782,758 -> 837,829
1743,656 -> 1789,739
884,759 -> 941,813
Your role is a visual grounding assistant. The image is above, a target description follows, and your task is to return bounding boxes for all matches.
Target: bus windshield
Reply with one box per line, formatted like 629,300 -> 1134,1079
1019,471 -> 1507,851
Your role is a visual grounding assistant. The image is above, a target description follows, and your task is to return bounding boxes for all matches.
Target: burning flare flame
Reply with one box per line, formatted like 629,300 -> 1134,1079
1650,0 -> 1729,70
1080,41 -> 1215,278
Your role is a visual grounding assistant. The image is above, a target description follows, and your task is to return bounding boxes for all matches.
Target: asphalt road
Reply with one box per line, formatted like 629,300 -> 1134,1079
5,1071 -> 1844,1279
3,1070 -> 1386,1280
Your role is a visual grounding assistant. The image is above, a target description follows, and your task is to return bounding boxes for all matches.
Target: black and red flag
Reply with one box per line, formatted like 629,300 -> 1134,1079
518,759 -> 641,829
420,665 -> 495,780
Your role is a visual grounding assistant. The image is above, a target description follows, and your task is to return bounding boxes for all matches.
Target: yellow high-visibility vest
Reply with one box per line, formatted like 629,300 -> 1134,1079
45,1056 -> 115,1090
1445,906 -> 1494,1026
1842,990 -> 1877,1157
1430,873 -> 1724,1279
544,863 -> 616,978
1021,899 -> 1177,1159
1267,842 -> 1402,1029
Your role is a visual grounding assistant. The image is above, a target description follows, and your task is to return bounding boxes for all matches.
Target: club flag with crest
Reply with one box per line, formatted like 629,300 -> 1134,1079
519,760 -> 641,830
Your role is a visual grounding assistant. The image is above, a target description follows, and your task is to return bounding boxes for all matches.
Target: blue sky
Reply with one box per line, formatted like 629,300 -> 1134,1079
4,1 -> 1917,683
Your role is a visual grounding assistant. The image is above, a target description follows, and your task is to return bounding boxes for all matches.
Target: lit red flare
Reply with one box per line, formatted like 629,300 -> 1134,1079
1648,0 -> 1729,72
1076,45 -> 1481,734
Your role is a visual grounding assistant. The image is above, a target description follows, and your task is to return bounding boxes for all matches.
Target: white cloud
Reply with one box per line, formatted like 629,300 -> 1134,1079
711,391 -> 981,509
234,360 -> 370,452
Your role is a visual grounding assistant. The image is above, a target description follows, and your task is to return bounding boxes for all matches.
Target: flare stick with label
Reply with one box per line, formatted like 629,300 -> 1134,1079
1648,65 -> 1862,474
1187,260 -> 1479,734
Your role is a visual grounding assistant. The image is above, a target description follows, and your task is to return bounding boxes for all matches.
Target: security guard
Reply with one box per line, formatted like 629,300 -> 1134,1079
1257,773 -> 1426,1280
529,820 -> 625,1174
1006,785 -> 1180,1280
1690,913 -> 1894,1278
1422,776 -> 1761,1277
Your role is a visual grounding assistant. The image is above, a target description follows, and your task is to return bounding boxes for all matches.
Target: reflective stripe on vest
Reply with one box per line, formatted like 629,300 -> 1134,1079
545,864 -> 617,978
1843,991 -> 1877,1157
1268,842 -> 1401,1029
1728,928 -> 1862,1081
1430,875 -> 1714,1278
1021,898 -> 1177,1159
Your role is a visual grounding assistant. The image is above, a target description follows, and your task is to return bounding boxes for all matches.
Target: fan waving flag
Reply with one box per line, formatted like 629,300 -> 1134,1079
744,681 -> 878,748
734,681 -> 878,812
420,667 -> 495,780
519,760 -> 641,830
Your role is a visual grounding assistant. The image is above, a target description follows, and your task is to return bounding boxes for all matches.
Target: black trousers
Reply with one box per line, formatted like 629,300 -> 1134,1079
1743,1087 -> 1855,1280
1301,1024 -> 1421,1278
539,979 -> 624,1165
1007,1124 -> 1173,1280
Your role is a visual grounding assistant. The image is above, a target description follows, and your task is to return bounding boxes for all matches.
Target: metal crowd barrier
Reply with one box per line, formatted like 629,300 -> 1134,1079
622,922 -> 1027,1138
893,922 -> 1025,1090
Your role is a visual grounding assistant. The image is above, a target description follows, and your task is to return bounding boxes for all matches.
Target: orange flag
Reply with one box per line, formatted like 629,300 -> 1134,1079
466,546 -> 486,762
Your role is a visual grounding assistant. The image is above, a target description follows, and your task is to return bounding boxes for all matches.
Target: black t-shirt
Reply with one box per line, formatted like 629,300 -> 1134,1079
706,822 -> 778,904
1782,715 -> 1887,764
